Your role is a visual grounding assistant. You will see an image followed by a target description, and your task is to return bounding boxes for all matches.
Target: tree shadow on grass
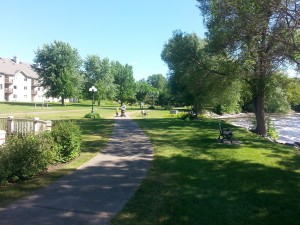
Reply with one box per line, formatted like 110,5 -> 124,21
112,117 -> 300,225
112,155 -> 300,225
135,117 -> 300,170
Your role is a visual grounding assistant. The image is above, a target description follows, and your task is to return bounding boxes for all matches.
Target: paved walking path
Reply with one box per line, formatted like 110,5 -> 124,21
0,116 -> 153,225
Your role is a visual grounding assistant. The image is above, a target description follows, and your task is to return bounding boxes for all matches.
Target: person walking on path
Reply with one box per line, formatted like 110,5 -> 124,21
0,116 -> 153,225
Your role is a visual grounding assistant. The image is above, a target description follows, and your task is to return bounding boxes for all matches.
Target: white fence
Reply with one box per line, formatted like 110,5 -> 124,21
0,116 -> 52,145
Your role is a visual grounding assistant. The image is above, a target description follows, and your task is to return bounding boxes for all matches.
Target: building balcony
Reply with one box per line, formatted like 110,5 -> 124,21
31,90 -> 37,95
5,88 -> 13,94
31,80 -> 39,87
5,78 -> 13,84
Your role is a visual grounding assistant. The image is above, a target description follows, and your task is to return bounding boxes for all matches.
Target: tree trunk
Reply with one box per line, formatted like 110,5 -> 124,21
254,93 -> 267,136
254,47 -> 268,136
61,97 -> 65,106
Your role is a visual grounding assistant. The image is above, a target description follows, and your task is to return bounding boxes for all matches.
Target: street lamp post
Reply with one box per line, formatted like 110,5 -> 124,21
89,86 -> 97,113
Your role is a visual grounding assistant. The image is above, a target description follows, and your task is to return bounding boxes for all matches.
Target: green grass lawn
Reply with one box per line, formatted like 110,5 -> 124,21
0,101 -> 118,119
110,114 -> 300,225
1,104 -> 299,224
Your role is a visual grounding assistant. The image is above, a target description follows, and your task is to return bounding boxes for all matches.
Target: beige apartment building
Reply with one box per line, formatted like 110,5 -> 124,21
0,56 -> 57,103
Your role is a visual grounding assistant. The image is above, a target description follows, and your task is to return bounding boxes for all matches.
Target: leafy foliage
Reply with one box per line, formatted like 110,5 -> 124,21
287,77 -> 300,111
266,117 -> 279,141
0,132 -> 58,184
147,74 -> 168,93
84,112 -> 101,119
135,79 -> 153,103
84,55 -> 117,106
112,61 -> 136,105
51,121 -> 82,162
33,41 -> 83,105
146,74 -> 170,106
161,30 -> 240,112
197,0 -> 300,135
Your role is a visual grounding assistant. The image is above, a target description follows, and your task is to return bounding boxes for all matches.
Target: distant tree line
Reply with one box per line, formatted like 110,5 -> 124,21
32,40 -> 169,107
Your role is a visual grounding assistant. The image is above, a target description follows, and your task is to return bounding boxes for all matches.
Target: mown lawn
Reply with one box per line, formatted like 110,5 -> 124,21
0,101 -> 118,119
110,115 -> 300,225
1,105 -> 299,224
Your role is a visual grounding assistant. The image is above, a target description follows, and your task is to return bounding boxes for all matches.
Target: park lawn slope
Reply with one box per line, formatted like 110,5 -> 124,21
110,117 -> 300,225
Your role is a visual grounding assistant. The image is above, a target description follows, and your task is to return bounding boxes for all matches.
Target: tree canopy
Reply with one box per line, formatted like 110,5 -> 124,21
84,55 -> 116,106
33,41 -> 82,106
111,61 -> 136,105
136,79 -> 153,103
197,0 -> 300,135
161,30 -> 240,111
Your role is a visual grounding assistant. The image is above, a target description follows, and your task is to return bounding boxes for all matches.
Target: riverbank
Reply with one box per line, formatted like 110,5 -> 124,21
208,112 -> 300,147
205,112 -> 255,119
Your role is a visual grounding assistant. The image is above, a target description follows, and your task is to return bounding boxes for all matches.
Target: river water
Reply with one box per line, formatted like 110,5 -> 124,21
223,113 -> 300,144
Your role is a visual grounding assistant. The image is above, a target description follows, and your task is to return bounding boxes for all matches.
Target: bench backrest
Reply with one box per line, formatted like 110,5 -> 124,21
219,123 -> 223,133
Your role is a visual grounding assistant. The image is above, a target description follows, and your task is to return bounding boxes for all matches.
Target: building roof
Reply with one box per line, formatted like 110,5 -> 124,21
0,57 -> 39,79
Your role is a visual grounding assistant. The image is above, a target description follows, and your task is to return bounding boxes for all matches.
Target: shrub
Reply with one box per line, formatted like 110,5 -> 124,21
163,105 -> 173,110
178,112 -> 189,120
51,120 -> 81,162
0,145 -> 11,184
212,104 -> 225,115
84,112 -> 100,118
0,132 -> 57,184
267,117 -> 279,141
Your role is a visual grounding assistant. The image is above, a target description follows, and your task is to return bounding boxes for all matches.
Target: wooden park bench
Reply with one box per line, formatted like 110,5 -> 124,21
218,122 -> 233,143
189,110 -> 198,120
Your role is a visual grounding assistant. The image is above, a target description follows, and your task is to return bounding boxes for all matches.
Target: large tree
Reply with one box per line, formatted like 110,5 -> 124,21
136,79 -> 153,103
161,30 -> 240,111
33,41 -> 82,106
146,74 -> 169,106
111,61 -> 136,105
84,55 -> 116,106
197,0 -> 300,135
147,74 -> 167,92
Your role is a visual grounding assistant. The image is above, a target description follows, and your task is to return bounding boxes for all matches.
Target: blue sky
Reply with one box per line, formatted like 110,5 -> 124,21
1,0 -> 206,80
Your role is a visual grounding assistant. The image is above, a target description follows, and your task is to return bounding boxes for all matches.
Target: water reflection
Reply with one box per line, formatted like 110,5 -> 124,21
225,113 -> 300,144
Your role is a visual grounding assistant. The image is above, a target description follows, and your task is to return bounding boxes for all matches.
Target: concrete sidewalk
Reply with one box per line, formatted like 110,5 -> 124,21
0,117 -> 153,225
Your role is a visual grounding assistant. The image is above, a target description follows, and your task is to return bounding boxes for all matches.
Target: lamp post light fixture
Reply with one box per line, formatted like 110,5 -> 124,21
89,86 -> 97,113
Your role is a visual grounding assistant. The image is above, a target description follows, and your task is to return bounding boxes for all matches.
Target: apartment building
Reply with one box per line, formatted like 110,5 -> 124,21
0,56 -> 48,102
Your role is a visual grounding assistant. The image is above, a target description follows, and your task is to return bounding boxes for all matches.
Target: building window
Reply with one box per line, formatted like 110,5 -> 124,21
0,84 -> 2,90
24,77 -> 27,81
13,94 -> 17,99
24,95 -> 27,99
14,86 -> 17,89
24,86 -> 27,90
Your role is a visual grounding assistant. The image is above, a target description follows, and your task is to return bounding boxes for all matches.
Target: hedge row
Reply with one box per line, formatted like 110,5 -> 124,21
0,120 -> 81,185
